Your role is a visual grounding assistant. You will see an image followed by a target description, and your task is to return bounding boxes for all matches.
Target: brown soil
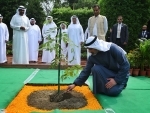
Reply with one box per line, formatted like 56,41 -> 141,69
27,89 -> 87,110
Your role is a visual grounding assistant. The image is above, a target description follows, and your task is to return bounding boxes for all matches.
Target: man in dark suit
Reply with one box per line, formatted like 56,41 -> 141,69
110,15 -> 129,49
138,25 -> 150,39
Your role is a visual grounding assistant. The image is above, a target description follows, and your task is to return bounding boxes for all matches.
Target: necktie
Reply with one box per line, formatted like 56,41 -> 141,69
142,31 -> 145,37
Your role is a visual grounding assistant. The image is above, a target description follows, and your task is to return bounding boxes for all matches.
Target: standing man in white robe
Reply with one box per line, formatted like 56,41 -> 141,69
0,14 -> 9,64
28,18 -> 42,63
67,15 -> 84,65
60,23 -> 68,60
42,16 -> 57,64
10,6 -> 30,64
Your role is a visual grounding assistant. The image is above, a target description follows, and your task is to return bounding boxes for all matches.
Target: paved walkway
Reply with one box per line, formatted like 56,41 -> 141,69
0,56 -> 87,69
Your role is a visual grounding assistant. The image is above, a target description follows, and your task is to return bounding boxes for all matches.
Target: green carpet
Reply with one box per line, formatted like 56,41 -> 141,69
30,110 -> 105,113
1,68 -> 150,113
127,76 -> 150,89
0,68 -> 36,109
29,69 -> 80,84
96,89 -> 150,113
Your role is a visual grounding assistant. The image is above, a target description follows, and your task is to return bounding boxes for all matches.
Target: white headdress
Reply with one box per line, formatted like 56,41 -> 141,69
30,18 -> 36,23
46,16 -> 53,20
18,5 -> 26,10
16,5 -> 26,16
85,36 -> 127,54
85,36 -> 111,52
70,15 -> 80,25
0,14 -> 3,19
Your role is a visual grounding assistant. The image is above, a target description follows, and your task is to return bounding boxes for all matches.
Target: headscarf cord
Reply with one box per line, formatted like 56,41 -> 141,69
84,35 -> 97,46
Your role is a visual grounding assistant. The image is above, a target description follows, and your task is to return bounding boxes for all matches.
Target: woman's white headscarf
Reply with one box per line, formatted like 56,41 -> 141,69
85,36 -> 126,54
70,15 -> 81,25
60,23 -> 67,29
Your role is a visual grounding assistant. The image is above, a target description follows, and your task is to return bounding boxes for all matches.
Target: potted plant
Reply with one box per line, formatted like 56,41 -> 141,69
141,39 -> 150,77
137,40 -> 148,76
128,49 -> 141,76
126,51 -> 134,75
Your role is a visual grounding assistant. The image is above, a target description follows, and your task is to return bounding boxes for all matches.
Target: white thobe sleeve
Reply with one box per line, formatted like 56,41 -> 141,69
5,24 -> 9,41
80,25 -> 84,42
53,24 -> 57,38
67,26 -> 70,36
24,17 -> 30,32
103,17 -> 108,35
50,24 -> 57,39
84,28 -> 88,40
87,18 -> 90,33
37,26 -> 42,41
10,16 -> 21,31
42,25 -> 47,39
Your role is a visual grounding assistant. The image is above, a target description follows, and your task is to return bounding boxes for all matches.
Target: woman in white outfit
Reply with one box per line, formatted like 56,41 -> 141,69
60,23 -> 68,59
42,16 -> 57,64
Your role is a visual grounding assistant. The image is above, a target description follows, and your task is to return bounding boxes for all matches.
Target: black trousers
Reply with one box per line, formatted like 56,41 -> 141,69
115,38 -> 125,49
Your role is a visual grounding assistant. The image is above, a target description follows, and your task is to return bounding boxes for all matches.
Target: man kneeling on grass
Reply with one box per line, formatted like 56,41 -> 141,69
66,35 -> 130,96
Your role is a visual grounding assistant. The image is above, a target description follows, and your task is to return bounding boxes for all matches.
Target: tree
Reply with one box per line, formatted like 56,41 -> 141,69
67,0 -> 98,10
26,0 -> 45,29
41,0 -> 54,16
73,0 -> 99,9
99,0 -> 150,52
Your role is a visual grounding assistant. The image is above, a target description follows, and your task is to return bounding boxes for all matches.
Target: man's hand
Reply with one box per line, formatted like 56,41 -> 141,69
105,78 -> 117,89
66,43 -> 68,47
66,84 -> 76,92
20,26 -> 25,30
80,42 -> 84,46
5,40 -> 8,43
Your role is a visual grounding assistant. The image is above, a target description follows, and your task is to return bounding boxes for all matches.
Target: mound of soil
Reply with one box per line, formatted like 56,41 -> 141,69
27,90 -> 87,110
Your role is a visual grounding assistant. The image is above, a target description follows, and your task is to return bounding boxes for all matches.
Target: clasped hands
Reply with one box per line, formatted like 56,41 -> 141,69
20,26 -> 25,30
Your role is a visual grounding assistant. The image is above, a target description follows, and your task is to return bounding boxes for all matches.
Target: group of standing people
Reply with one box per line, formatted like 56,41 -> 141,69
0,5 -> 85,65
0,4 -> 148,66
86,5 -> 129,50
39,15 -> 84,65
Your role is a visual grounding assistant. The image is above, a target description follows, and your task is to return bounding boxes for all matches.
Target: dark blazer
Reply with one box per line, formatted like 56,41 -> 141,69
138,30 -> 150,39
110,23 -> 129,44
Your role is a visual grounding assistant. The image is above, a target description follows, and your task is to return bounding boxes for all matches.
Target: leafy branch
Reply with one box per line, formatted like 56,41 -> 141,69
61,65 -> 82,81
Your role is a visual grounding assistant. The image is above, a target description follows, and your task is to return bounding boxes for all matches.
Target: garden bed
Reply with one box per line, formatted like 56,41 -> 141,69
6,85 -> 102,112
